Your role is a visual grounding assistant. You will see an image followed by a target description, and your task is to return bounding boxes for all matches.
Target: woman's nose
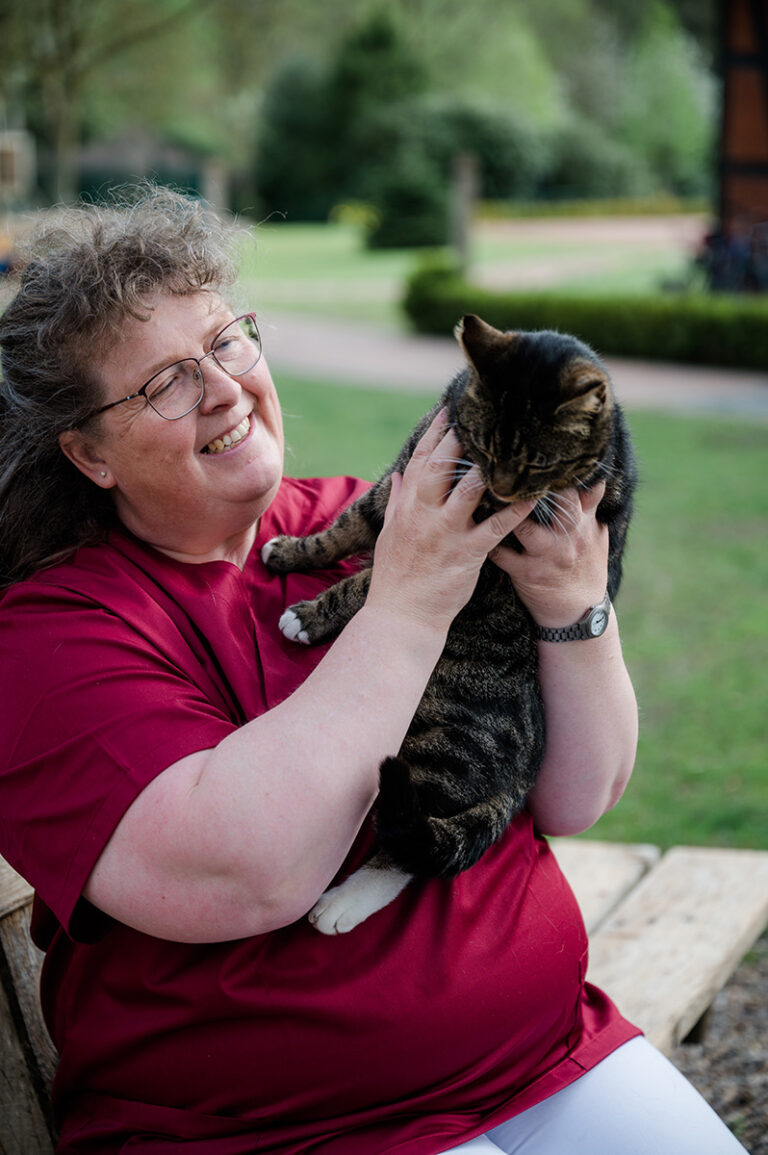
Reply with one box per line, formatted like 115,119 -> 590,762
198,357 -> 241,411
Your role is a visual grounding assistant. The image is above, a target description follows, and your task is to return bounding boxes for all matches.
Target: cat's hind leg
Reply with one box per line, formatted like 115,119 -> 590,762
280,567 -> 372,644
308,853 -> 412,934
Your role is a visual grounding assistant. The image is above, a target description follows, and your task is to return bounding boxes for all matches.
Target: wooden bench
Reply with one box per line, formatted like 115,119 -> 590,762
2,841 -> 768,1154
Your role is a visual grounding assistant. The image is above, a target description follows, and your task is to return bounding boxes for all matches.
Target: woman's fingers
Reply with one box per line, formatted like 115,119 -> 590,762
405,408 -> 450,473
464,494 -> 537,553
580,478 -> 606,514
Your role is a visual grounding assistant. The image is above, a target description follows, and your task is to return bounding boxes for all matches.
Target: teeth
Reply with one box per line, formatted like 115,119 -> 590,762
204,415 -> 250,455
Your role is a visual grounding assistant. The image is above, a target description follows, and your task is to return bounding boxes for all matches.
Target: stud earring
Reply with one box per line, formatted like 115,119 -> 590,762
100,471 -> 107,478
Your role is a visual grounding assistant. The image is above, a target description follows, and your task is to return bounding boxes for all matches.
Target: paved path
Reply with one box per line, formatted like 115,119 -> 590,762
261,309 -> 768,421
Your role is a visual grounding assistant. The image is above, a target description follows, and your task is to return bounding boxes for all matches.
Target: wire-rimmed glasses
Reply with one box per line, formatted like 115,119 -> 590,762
85,313 -> 262,422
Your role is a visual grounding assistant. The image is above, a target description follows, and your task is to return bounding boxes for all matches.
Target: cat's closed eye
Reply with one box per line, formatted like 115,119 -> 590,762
530,452 -> 551,470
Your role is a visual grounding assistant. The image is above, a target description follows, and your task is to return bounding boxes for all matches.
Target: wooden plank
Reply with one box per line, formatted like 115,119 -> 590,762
586,846 -> 768,1054
0,971 -> 56,1155
551,838 -> 660,933
0,858 -> 33,920
0,906 -> 58,1096
0,855 -> 58,1150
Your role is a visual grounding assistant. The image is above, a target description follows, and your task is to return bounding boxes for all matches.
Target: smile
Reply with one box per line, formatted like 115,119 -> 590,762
201,414 -> 251,455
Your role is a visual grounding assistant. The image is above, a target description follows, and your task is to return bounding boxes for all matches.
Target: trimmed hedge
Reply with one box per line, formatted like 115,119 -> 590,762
402,261 -> 768,370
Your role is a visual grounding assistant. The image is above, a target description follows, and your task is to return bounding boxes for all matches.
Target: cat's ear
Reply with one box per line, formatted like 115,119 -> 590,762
455,314 -> 516,374
555,375 -> 610,418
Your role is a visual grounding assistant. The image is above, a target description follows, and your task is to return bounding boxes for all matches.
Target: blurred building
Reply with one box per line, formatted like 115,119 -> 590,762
0,130 -> 36,206
77,130 -> 230,210
710,0 -> 768,288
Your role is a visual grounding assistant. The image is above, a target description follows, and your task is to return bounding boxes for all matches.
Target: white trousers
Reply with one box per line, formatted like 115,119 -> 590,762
440,1037 -> 747,1155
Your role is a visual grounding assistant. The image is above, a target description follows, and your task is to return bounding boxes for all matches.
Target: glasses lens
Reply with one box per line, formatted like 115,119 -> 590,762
145,360 -> 204,420
212,315 -> 262,377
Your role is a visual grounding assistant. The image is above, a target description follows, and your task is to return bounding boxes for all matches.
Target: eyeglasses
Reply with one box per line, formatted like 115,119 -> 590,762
86,313 -> 262,422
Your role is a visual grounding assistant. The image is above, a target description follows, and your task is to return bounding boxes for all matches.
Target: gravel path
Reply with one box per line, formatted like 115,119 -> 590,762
670,932 -> 768,1151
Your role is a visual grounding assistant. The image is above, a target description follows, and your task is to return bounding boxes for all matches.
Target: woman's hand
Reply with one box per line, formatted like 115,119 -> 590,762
489,481 -> 638,836
368,411 -> 536,635
490,481 -> 609,628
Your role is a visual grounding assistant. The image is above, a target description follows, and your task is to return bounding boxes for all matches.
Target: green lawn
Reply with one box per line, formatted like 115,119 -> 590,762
241,219 -> 696,325
276,372 -> 768,852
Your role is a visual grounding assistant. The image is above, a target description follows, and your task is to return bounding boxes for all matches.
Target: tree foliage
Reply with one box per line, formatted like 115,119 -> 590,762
0,0 -> 716,216
618,1 -> 715,195
0,0 -> 211,201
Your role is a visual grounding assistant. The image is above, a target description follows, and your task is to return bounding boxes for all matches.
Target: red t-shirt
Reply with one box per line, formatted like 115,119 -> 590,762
0,475 -> 638,1154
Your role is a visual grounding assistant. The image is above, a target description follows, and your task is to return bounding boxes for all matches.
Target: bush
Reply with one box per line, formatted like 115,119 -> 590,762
540,117 -> 655,200
359,96 -> 545,249
409,97 -> 546,201
402,260 -> 768,369
365,152 -> 449,249
254,56 -> 338,221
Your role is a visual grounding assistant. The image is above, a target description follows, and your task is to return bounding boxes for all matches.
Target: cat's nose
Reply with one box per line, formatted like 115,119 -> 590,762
487,488 -> 520,507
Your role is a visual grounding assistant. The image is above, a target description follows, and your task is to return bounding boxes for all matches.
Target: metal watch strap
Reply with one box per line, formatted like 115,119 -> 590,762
535,591 -> 612,642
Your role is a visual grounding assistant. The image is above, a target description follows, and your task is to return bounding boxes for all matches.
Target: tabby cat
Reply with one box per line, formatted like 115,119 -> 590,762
262,314 -> 636,934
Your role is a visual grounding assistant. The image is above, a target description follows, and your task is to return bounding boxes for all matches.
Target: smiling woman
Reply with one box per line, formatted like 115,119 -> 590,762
0,188 -> 246,584
0,187 -> 744,1155
57,293 -> 284,565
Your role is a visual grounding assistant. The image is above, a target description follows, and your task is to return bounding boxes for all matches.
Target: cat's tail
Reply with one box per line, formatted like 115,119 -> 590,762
375,756 -> 522,879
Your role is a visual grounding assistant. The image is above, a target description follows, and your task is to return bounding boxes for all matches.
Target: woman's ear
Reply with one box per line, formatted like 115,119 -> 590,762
58,430 -> 114,488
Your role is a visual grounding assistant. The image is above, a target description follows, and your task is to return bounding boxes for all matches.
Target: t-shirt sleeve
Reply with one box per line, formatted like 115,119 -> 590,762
0,583 -> 236,935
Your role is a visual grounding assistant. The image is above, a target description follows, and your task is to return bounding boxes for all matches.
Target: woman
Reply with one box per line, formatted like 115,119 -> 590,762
0,188 -> 744,1153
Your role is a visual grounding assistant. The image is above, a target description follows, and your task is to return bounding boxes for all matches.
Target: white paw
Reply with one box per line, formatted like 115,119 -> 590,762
260,537 -> 278,565
279,609 -> 310,645
308,865 -> 413,935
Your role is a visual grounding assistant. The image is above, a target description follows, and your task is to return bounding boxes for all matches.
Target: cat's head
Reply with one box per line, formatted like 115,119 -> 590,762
452,314 -> 614,505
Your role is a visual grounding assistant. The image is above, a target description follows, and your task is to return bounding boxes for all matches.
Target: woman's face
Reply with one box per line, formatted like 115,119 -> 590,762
61,292 -> 284,563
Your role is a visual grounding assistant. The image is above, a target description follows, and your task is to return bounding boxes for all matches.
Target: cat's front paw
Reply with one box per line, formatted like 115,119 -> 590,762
278,608 -> 310,645
278,598 -> 339,646
261,535 -> 302,572
308,865 -> 413,935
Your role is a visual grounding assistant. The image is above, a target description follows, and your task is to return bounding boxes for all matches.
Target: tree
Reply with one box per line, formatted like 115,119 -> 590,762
254,7 -> 431,221
254,56 -> 339,221
618,1 -> 715,196
0,0 -> 213,202
324,7 -> 429,197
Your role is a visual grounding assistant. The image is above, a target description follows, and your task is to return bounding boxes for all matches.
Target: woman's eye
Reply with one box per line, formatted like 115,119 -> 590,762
148,372 -> 181,401
214,333 -> 245,361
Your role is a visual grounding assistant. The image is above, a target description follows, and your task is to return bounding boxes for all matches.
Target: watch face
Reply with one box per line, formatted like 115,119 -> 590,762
589,609 -> 608,636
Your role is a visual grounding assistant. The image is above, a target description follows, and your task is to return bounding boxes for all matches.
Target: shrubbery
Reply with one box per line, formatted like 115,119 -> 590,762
253,17 -> 544,247
253,5 -> 714,248
402,258 -> 768,369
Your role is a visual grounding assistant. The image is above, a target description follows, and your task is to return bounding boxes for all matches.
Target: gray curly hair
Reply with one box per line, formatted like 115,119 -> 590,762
0,185 -> 241,586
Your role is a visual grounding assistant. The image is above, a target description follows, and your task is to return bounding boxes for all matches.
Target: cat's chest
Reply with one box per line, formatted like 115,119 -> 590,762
450,566 -> 533,643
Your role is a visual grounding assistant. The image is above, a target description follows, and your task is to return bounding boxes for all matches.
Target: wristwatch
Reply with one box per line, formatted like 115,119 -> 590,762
536,591 -> 612,642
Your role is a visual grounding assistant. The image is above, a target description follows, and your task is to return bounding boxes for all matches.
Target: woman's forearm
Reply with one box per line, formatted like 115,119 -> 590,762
84,601 -> 448,942
188,604 -> 449,921
525,613 -> 638,835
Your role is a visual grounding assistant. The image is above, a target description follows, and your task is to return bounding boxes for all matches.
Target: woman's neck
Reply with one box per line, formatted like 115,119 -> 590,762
138,520 -> 259,570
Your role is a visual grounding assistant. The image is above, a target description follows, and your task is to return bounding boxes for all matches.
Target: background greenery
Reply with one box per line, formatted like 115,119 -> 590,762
1,0 -> 716,223
276,374 -> 768,852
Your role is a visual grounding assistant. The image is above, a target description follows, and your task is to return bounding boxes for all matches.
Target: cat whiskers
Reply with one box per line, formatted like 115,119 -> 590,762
535,492 -> 580,537
429,457 -> 482,488
576,462 -> 617,488
431,455 -> 475,470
